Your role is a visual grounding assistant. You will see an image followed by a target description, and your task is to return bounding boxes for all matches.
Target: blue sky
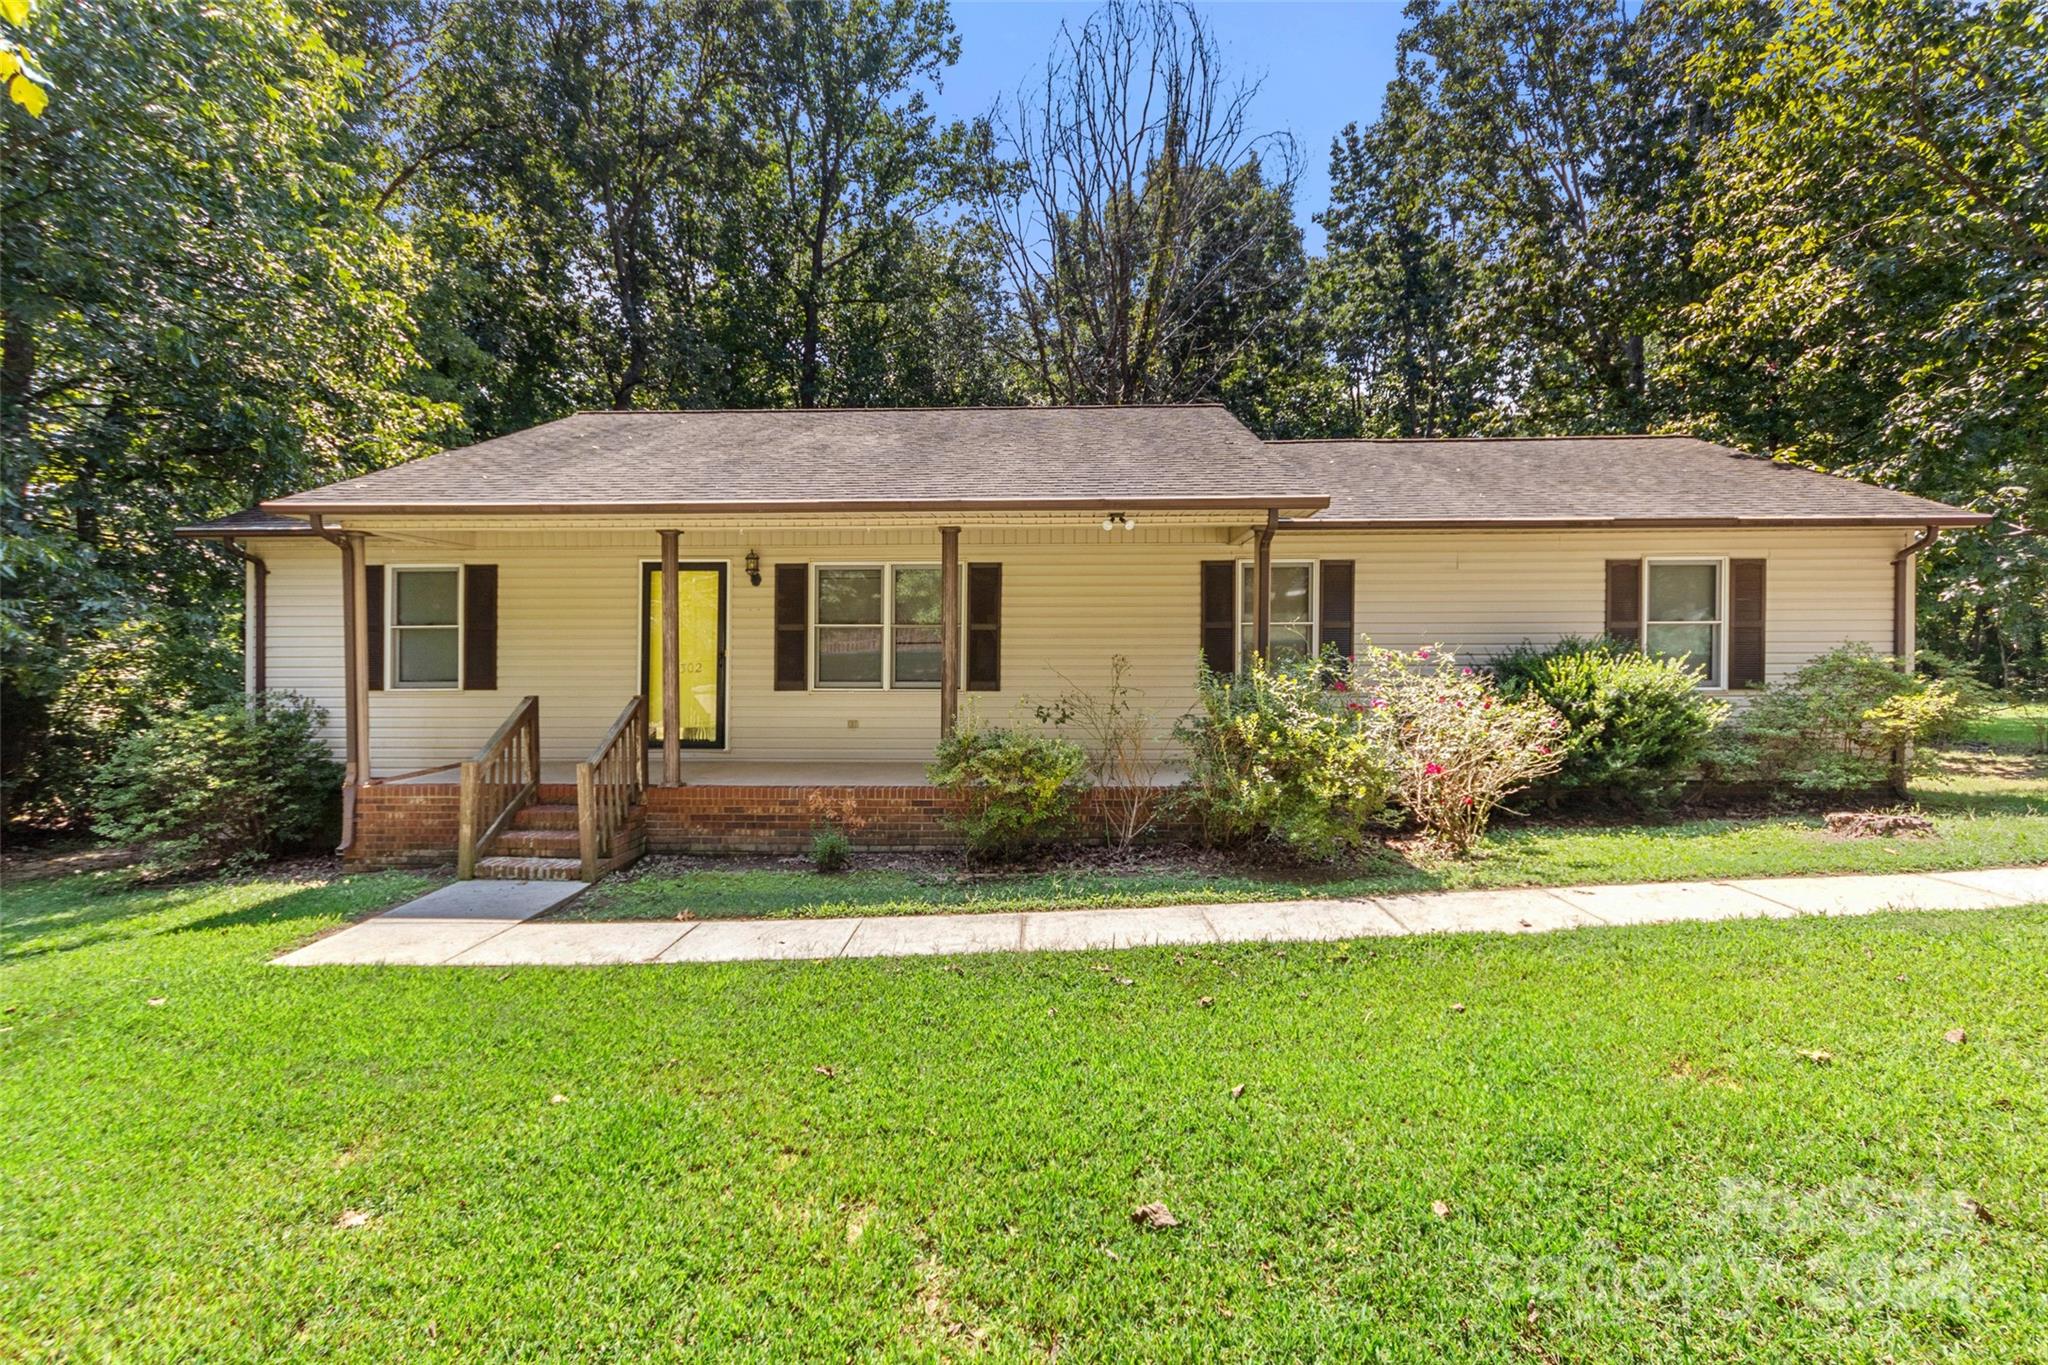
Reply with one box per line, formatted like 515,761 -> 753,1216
929,1 -> 1410,251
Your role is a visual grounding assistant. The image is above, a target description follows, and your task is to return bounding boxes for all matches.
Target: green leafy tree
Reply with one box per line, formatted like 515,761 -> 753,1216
1666,0 -> 2048,685
1314,96 -> 1486,436
2,0 -> 452,819
747,0 -> 1008,407
1376,0 -> 1707,432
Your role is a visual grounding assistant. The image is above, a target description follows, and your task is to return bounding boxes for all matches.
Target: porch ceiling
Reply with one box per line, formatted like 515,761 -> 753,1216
312,508 -> 1300,539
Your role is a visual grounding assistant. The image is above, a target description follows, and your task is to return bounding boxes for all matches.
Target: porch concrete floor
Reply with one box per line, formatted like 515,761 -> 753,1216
384,759 -> 932,787
273,865 -> 2048,968
380,759 -> 1194,786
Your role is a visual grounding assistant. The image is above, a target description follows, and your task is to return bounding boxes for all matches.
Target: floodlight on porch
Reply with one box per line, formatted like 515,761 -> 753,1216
1102,512 -> 1136,532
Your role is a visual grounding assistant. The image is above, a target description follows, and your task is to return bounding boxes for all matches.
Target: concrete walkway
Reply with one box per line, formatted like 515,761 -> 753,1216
271,865 -> 2048,968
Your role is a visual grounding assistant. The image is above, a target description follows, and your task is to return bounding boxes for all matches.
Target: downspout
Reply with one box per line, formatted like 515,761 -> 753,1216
310,513 -> 363,854
1889,525 -> 1940,798
1892,525 -> 1939,659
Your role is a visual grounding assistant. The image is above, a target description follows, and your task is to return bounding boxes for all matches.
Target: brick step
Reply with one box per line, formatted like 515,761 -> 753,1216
474,855 -> 587,882
489,828 -> 581,858
511,803 -> 580,831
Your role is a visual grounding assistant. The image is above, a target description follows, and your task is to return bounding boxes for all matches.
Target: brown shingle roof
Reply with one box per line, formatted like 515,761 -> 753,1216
1274,436 -> 1986,528
265,406 -> 1325,514
174,507 -> 315,538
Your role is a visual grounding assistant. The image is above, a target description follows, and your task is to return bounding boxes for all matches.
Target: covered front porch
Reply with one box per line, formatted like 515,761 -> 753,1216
302,509 -> 1286,879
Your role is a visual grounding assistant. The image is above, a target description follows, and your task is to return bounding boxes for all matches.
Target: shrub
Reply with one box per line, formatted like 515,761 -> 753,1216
1029,655 -> 1164,848
1490,637 -> 1727,807
809,824 -> 851,873
1349,645 -> 1566,853
1705,644 -> 1980,791
90,693 -> 342,873
1173,653 -> 1398,860
928,724 -> 1091,861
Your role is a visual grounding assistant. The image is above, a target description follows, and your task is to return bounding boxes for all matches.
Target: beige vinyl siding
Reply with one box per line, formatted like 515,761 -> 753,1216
251,524 -> 1911,776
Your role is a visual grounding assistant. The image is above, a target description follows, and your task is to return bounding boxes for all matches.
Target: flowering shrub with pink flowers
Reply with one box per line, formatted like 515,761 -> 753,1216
1175,656 -> 1399,858
1347,644 -> 1568,853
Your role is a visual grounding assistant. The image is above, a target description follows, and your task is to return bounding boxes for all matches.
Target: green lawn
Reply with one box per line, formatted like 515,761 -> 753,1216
3,871 -> 2046,1359
1961,702 -> 2048,755
575,771 -> 2048,922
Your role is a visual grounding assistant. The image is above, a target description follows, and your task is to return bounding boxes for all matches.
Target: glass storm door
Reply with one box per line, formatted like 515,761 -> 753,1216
643,562 -> 726,748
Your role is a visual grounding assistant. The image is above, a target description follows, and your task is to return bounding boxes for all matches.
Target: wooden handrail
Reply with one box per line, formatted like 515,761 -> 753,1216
577,695 -> 647,880
457,695 -> 540,878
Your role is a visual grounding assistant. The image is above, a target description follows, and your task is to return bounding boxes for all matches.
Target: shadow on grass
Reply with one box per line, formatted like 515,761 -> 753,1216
2,870 -> 430,962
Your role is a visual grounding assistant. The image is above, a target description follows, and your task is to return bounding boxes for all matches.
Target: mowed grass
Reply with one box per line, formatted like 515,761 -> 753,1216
574,802 -> 2048,922
1961,702 -> 2048,754
5,871 -> 2048,1359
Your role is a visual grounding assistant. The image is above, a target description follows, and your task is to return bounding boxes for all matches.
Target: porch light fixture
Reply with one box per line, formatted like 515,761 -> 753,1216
1101,512 -> 1136,532
745,548 -> 761,586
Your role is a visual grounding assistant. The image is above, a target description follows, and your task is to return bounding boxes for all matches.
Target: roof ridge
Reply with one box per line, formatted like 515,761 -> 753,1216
1265,433 -> 1704,444
564,402 -> 1232,416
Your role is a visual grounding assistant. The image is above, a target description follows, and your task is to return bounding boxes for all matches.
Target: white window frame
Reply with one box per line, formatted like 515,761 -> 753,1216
386,564 -> 464,691
1235,558 -> 1319,668
1642,557 -> 1727,690
811,563 -> 945,691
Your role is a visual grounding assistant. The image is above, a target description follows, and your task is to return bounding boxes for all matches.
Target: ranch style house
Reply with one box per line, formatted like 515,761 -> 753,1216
177,405 -> 1987,880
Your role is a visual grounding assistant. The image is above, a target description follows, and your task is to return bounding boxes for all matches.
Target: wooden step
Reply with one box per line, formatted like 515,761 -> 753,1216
474,855 -> 587,882
490,828 -> 581,858
511,803 -> 580,831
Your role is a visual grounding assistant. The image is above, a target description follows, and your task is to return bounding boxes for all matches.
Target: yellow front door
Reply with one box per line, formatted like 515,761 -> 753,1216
645,563 -> 725,746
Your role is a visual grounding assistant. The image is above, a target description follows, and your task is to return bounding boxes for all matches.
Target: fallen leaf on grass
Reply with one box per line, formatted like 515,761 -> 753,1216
1449,1003 -> 1466,1014
549,1093 -> 569,1104
1797,1049 -> 1834,1066
1198,996 -> 1214,1008
1944,1028 -> 1968,1045
1430,1200 -> 1452,1220
1230,1084 -> 1245,1100
1114,977 -> 1135,987
1960,1196 -> 1995,1226
147,998 -> 166,1007
334,1209 -> 373,1229
1131,1202 -> 1179,1230
814,1065 -> 836,1079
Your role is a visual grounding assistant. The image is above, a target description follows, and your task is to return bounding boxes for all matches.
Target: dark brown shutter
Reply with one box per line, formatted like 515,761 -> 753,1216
1604,560 -> 1643,646
965,563 -> 1001,691
364,564 -> 385,691
774,563 -> 808,690
1318,560 -> 1355,660
1200,560 -> 1236,676
462,564 -> 498,690
1729,559 -> 1766,689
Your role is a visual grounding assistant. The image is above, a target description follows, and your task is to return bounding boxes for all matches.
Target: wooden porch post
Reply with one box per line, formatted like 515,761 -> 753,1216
1252,510 -> 1275,661
340,532 -> 371,781
660,529 -> 681,787
939,526 -> 960,739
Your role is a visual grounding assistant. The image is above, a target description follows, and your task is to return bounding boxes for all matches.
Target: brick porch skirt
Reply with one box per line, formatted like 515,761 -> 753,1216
345,782 -> 1191,867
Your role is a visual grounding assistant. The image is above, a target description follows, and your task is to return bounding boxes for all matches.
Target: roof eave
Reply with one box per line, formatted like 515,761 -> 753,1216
173,523 -> 315,540
263,493 -> 1332,516
1276,512 -> 1993,531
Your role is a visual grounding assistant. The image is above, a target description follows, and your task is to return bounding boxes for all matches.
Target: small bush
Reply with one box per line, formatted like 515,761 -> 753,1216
808,825 -> 851,873
1350,645 -> 1566,853
1491,637 -> 1726,807
928,725 -> 1091,861
1030,654 -> 1165,848
1174,653 -> 1398,860
90,693 -> 342,873
1705,644 -> 1980,791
